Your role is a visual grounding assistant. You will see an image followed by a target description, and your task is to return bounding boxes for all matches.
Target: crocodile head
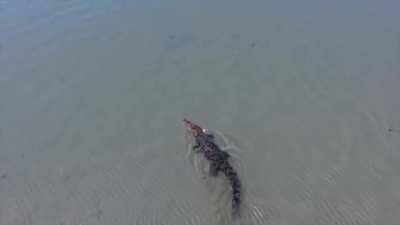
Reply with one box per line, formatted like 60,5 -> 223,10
183,118 -> 204,137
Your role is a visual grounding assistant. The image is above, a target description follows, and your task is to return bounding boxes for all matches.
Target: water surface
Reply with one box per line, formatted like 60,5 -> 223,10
1,1 -> 400,225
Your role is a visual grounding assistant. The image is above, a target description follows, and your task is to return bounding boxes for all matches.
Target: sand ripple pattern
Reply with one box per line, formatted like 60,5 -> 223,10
185,130 -> 277,225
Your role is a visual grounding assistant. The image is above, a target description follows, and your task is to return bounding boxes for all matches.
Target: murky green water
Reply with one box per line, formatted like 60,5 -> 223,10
1,1 -> 400,225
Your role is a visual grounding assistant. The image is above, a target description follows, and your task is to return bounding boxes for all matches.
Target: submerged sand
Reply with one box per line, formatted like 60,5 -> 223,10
1,1 -> 400,225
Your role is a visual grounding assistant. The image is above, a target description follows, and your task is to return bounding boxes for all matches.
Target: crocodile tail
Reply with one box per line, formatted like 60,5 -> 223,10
221,162 -> 241,220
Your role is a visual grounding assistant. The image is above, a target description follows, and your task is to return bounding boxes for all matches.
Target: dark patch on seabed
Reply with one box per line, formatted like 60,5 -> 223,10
0,172 -> 7,180
165,32 -> 197,52
168,35 -> 176,40
388,127 -> 400,134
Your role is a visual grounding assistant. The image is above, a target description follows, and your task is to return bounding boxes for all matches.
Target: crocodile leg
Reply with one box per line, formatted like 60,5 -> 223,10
209,161 -> 219,177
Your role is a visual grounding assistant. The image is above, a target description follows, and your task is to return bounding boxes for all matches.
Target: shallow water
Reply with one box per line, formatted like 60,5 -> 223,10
1,0 -> 400,225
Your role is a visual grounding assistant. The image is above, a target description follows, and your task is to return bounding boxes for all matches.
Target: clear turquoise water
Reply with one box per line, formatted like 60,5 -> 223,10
1,1 -> 400,224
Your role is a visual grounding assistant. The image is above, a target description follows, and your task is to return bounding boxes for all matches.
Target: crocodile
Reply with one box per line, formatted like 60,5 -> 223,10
183,118 -> 241,219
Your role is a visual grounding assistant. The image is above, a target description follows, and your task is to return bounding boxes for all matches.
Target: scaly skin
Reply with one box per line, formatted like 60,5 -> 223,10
183,119 -> 241,219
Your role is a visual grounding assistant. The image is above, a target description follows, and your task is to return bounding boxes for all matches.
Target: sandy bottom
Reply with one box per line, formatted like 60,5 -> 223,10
1,1 -> 400,225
